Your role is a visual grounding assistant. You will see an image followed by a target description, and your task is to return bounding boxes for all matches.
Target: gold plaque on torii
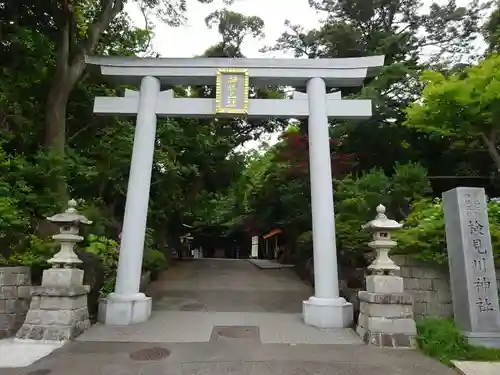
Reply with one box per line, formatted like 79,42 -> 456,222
215,68 -> 250,115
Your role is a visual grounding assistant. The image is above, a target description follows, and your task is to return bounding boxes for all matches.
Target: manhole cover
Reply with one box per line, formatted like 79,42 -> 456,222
211,326 -> 260,342
180,303 -> 205,311
27,370 -> 52,375
129,347 -> 170,361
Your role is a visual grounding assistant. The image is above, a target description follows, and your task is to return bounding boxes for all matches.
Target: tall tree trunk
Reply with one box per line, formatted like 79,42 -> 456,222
45,78 -> 71,154
43,0 -> 124,199
44,62 -> 84,200
481,132 -> 500,171
45,59 -> 85,153
45,80 -> 71,201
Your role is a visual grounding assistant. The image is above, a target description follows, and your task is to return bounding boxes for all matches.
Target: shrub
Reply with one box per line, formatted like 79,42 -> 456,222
295,231 -> 313,264
334,162 -> 431,261
2,235 -> 57,268
143,248 -> 167,279
417,317 -> 500,365
83,234 -> 119,269
83,234 -> 119,296
0,195 -> 30,260
396,198 -> 500,266
83,235 -> 168,295
6,231 -> 169,297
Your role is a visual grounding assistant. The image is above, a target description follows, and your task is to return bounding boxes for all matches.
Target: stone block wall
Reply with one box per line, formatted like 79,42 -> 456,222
0,266 -> 31,338
392,255 -> 500,320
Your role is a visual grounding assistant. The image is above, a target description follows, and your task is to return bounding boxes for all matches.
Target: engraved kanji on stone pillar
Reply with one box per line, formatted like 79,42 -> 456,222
443,187 -> 500,348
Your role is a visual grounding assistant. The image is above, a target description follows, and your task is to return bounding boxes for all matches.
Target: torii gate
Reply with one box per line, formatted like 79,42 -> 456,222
87,55 -> 385,328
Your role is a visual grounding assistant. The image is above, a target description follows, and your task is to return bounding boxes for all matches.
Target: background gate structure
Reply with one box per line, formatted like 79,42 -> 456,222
87,55 -> 385,328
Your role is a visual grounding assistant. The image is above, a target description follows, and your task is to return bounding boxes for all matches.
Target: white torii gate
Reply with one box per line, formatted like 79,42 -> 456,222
87,55 -> 385,328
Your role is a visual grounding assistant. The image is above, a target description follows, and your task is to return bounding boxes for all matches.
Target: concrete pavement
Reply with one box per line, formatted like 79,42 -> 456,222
0,259 -> 457,374
147,258 -> 311,313
3,340 -> 457,375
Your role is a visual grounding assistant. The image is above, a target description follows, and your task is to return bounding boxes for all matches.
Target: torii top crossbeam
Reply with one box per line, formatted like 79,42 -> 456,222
85,55 -> 385,87
86,55 -> 385,119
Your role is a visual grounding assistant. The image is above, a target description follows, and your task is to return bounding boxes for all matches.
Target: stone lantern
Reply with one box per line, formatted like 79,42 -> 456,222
17,200 -> 92,341
46,199 -> 92,267
362,204 -> 402,276
356,204 -> 417,348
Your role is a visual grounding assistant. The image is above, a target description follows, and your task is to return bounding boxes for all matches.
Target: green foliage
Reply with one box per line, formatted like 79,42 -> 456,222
143,248 -> 168,279
83,235 -> 168,295
215,126 -> 431,267
295,231 -> 313,264
1,0 -> 499,297
275,162 -> 431,268
82,235 -> 119,296
204,8 -> 264,57
406,56 -> 500,138
395,199 -> 448,265
405,54 -> 500,171
485,3 -> 500,54
335,162 -> 431,259
396,198 -> 500,265
261,0 -> 492,181
2,235 -> 57,268
417,317 -> 500,365
84,235 -> 119,269
0,1 -> 270,292
0,196 -> 30,257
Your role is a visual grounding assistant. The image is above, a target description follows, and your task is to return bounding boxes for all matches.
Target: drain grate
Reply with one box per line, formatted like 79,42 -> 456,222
27,370 -> 52,375
129,347 -> 170,361
210,326 -> 260,342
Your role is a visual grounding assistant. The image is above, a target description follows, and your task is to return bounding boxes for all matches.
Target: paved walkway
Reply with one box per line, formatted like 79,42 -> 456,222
3,340 -> 456,375
1,259 -> 457,374
453,360 -> 500,375
148,258 -> 309,313
76,259 -> 359,344
76,311 -> 362,344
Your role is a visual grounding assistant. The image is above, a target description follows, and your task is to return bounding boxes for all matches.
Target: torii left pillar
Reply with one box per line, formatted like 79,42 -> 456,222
98,76 -> 160,325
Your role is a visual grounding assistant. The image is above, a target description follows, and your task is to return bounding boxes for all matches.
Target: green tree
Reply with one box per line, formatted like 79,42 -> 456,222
405,54 -> 500,171
0,0 -> 236,201
0,0 -> 158,235
43,0 -> 234,155
484,1 -> 500,54
263,0 -> 491,180
205,8 -> 264,57
0,1 -> 279,273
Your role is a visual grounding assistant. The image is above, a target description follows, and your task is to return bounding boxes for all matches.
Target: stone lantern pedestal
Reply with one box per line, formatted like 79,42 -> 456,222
17,200 -> 92,341
356,205 -> 417,348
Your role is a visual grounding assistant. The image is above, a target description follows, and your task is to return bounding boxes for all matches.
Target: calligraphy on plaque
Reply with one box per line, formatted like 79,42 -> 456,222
215,68 -> 249,115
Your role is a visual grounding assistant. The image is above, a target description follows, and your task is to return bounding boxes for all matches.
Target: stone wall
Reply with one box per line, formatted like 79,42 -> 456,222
0,266 -> 31,338
392,255 -> 500,320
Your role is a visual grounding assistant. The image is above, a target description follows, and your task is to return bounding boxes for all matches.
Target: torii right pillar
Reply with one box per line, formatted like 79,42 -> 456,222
302,77 -> 353,328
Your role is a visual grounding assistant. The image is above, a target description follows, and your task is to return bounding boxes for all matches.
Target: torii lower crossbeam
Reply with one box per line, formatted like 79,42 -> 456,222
93,89 -> 372,120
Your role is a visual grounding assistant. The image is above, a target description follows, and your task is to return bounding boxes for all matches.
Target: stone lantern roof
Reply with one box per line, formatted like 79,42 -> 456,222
362,204 -> 402,231
47,199 -> 92,225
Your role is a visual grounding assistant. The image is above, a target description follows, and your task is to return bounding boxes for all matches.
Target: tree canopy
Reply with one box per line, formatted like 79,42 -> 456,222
405,54 -> 500,171
2,0 -> 500,294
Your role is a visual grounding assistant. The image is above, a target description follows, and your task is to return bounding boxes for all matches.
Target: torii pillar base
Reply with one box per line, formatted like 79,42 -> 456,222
98,293 -> 152,326
303,297 -> 353,328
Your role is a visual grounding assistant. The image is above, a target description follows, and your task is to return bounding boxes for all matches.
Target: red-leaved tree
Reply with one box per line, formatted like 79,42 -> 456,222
275,131 -> 355,178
